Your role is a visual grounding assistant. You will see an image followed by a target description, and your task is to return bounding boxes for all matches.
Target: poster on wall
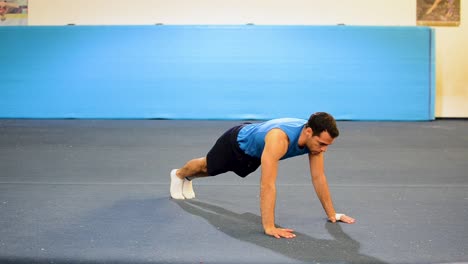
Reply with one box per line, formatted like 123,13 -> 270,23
417,0 -> 460,26
0,0 -> 28,26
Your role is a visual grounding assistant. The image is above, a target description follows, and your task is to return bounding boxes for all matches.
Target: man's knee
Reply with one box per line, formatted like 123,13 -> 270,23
197,157 -> 209,175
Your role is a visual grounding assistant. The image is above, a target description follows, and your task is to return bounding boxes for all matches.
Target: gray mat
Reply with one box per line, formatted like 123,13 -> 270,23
0,119 -> 467,263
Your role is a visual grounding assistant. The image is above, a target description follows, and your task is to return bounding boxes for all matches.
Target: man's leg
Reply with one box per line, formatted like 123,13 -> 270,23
170,157 -> 210,200
170,124 -> 245,200
426,0 -> 443,15
176,157 -> 210,179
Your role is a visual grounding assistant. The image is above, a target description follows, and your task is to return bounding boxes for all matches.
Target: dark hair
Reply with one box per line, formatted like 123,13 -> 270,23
306,112 -> 339,138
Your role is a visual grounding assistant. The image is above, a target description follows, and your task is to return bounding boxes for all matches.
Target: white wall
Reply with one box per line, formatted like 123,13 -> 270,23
28,0 -> 416,26
27,0 -> 467,117
435,19 -> 468,118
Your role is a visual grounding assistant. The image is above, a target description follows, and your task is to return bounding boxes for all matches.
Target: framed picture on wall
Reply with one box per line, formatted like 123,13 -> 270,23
0,0 -> 28,26
417,0 -> 460,26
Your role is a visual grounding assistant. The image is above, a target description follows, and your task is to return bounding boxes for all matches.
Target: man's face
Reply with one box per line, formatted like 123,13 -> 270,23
305,129 -> 334,155
0,2 -> 7,15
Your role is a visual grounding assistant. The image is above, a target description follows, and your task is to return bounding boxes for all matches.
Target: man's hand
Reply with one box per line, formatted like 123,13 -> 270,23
329,214 -> 356,224
265,227 -> 296,239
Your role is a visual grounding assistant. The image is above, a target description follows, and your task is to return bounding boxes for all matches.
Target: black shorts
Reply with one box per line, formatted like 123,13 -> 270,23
206,124 -> 261,177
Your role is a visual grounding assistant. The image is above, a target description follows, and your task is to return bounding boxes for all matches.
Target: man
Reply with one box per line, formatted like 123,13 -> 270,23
0,1 -> 19,21
170,112 -> 355,239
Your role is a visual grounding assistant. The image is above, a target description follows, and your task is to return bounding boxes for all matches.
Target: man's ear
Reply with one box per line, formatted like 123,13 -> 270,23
306,127 -> 313,137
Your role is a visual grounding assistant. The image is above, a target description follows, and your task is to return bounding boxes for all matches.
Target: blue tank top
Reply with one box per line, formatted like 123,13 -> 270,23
237,118 -> 309,159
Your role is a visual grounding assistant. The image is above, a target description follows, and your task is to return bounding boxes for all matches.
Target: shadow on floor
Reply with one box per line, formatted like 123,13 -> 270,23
0,197 -> 388,264
176,200 -> 388,264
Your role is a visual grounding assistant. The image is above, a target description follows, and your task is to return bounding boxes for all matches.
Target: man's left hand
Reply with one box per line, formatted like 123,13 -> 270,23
329,214 -> 356,224
339,214 -> 355,224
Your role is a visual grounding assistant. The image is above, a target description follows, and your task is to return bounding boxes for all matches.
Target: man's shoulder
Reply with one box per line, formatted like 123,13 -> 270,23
264,118 -> 306,127
266,127 -> 289,138
271,117 -> 306,123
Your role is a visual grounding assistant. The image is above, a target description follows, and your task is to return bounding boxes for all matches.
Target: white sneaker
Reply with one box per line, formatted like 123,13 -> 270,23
182,179 -> 195,199
170,169 -> 185,200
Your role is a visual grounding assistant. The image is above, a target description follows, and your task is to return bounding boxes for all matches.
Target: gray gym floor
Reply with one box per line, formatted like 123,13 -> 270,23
0,119 -> 467,264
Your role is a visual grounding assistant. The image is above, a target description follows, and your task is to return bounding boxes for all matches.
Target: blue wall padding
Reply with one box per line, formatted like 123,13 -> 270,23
0,25 -> 434,120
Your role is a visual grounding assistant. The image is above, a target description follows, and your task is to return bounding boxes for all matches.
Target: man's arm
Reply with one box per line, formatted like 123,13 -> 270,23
260,129 -> 296,239
309,153 -> 355,223
3,2 -> 20,8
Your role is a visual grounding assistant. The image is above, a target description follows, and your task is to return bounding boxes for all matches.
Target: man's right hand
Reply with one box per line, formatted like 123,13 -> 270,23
265,227 -> 296,239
